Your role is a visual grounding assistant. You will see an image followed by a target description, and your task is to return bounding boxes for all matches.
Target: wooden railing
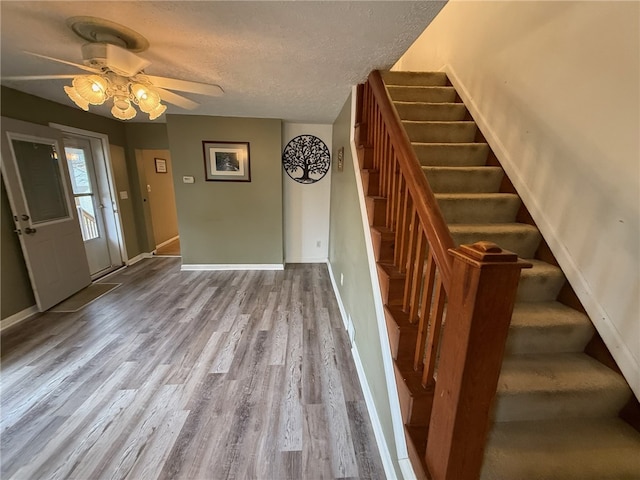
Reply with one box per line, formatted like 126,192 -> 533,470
356,71 -> 528,480
78,206 -> 98,241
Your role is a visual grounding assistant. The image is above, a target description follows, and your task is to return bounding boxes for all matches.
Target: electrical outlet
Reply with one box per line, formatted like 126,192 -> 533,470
340,273 -> 344,286
316,240 -> 321,248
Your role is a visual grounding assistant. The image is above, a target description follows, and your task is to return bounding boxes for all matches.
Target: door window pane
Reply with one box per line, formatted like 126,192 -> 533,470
75,196 -> 99,241
11,139 -> 69,224
65,147 -> 92,194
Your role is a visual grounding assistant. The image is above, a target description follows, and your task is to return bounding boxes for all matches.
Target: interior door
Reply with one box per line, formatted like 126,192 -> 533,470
63,136 -> 112,276
1,117 -> 91,311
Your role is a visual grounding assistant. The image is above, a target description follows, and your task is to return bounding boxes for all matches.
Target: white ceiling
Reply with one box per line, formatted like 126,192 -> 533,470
0,1 -> 445,124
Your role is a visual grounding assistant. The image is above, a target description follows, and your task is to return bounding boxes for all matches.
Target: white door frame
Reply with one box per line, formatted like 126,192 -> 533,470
49,123 -> 128,267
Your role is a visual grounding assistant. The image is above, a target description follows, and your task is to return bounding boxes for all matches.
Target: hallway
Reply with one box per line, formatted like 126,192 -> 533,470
1,258 -> 385,479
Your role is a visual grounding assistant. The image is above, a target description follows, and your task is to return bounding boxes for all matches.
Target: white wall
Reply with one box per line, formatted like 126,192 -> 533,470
394,1 -> 640,396
283,123 -> 333,263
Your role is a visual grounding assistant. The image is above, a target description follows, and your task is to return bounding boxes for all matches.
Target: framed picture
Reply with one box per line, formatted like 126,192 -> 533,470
202,141 -> 251,182
154,158 -> 167,173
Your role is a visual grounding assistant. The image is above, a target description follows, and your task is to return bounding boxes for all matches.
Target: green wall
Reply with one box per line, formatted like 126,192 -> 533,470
0,87 -> 158,319
328,94 -> 402,478
166,115 -> 283,265
1,181 -> 35,318
1,87 -> 126,144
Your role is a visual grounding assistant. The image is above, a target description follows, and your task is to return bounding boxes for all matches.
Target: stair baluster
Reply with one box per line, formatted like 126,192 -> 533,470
357,70 -> 526,480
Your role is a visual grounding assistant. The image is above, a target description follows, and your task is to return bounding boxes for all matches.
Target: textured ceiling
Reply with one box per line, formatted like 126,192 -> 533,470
0,1 -> 446,123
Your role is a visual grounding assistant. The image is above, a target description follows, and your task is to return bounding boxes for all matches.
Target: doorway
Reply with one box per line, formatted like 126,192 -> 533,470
139,149 -> 180,256
52,125 -> 126,278
1,117 -> 92,311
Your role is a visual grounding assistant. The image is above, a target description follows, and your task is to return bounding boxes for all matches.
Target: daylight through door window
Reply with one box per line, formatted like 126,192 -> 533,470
66,147 -> 99,241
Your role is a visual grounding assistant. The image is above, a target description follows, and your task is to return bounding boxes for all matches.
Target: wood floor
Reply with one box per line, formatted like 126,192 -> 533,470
1,258 -> 385,480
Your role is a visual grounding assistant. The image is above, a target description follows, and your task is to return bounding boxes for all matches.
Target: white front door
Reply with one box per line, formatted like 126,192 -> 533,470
1,117 -> 91,311
63,136 -> 112,276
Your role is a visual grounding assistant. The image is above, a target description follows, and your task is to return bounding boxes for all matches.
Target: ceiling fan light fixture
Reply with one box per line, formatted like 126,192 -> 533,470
72,74 -> 108,105
111,97 -> 137,120
131,82 -> 161,113
63,85 -> 90,111
148,103 -> 167,120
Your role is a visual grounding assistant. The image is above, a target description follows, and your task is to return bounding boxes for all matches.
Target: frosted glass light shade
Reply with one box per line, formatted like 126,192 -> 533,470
111,98 -> 137,120
72,75 -> 108,105
64,85 -> 90,111
148,103 -> 167,120
131,83 -> 161,113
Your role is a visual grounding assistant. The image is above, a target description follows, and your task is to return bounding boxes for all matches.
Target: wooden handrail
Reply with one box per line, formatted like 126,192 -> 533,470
366,70 -> 455,289
357,71 -> 528,480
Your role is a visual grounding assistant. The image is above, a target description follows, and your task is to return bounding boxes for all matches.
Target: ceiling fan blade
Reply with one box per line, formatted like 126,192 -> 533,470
155,87 -> 199,110
1,74 -> 78,81
145,75 -> 224,97
24,51 -> 101,74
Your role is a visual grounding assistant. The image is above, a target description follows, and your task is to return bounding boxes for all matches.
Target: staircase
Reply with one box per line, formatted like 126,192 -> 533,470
358,71 -> 640,479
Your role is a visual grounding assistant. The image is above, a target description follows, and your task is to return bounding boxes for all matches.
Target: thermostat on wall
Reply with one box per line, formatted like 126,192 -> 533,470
182,176 -> 195,184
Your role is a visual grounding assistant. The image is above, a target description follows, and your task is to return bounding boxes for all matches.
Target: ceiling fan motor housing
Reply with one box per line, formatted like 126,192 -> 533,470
81,43 -> 150,77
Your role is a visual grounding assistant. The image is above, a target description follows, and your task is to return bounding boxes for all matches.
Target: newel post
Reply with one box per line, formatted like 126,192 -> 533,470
425,241 -> 530,480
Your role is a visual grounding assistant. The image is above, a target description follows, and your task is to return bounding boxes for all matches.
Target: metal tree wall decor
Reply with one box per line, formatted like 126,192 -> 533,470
282,135 -> 330,184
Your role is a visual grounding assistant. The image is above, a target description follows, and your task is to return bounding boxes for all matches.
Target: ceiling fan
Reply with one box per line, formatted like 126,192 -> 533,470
1,16 -> 224,121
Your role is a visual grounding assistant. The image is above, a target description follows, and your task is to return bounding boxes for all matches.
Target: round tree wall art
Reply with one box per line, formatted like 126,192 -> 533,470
282,135 -> 330,184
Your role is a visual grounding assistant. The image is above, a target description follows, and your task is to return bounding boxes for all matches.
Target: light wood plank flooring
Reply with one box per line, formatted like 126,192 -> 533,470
1,258 -> 385,479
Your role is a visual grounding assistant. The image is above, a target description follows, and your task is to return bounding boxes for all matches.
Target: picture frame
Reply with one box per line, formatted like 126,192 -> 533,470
154,157 -> 167,173
202,141 -> 251,182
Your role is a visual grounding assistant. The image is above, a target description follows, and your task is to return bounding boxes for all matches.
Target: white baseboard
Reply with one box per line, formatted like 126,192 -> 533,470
1,305 -> 38,333
444,64 -> 640,398
349,87 -> 411,467
399,459 -> 418,480
285,257 -> 328,264
326,261 -> 398,480
126,252 -> 153,266
180,264 -> 285,271
155,235 -> 179,249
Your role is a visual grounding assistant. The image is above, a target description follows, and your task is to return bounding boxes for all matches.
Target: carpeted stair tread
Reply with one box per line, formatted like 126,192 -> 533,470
517,260 -> 565,302
506,302 -> 594,354
381,71 -> 639,479
413,143 -> 490,166
494,353 -> 631,422
435,193 -> 521,224
381,70 -> 449,86
481,417 -> 640,480
387,86 -> 457,103
448,223 -> 541,259
423,166 -> 504,193
404,120 -> 477,143
394,102 -> 467,121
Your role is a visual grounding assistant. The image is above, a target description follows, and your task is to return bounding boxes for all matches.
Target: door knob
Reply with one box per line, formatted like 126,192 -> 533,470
21,214 -> 30,221
24,227 -> 37,235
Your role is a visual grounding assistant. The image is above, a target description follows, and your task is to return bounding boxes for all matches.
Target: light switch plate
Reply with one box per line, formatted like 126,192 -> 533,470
183,176 -> 195,184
